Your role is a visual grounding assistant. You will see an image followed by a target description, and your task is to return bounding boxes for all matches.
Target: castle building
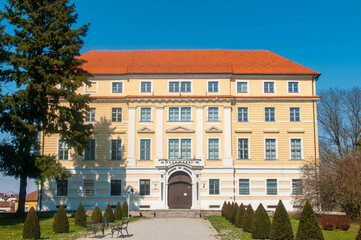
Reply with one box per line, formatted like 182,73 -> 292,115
42,50 -> 320,211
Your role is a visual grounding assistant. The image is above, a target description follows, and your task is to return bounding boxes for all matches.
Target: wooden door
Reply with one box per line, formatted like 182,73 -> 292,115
168,171 -> 192,209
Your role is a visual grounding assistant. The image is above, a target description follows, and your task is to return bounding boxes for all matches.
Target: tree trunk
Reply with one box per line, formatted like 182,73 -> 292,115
39,182 -> 43,211
16,173 -> 27,216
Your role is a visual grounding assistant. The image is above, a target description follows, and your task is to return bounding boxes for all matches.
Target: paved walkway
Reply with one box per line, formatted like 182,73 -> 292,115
78,218 -> 219,240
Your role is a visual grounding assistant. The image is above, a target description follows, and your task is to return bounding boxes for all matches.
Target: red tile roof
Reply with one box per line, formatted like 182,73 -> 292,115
79,50 -> 319,74
0,201 -> 11,207
15,191 -> 38,202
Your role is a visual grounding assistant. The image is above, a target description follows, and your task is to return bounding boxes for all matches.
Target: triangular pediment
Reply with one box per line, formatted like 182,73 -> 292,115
205,126 -> 223,133
137,127 -> 155,134
166,126 -> 195,133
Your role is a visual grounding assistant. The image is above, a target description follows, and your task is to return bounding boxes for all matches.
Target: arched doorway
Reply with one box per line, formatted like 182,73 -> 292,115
168,171 -> 192,209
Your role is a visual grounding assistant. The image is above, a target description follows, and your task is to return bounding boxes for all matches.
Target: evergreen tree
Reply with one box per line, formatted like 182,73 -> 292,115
221,201 -> 227,217
53,205 -> 69,233
295,201 -> 324,240
252,203 -> 271,239
114,202 -> 123,220
91,206 -> 102,224
226,202 -> 232,220
23,207 -> 40,239
104,203 -> 115,222
75,202 -> 87,227
122,201 -> 129,218
231,202 -> 239,225
269,200 -> 294,240
235,203 -> 245,228
242,204 -> 254,233
228,202 -> 235,221
0,0 -> 92,215
356,226 -> 361,240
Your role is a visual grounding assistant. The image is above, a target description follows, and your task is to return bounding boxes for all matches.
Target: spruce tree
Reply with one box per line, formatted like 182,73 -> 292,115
104,203 -> 115,222
252,203 -> 271,239
75,202 -> 87,227
270,200 -> 294,240
114,202 -> 123,220
23,207 -> 40,239
53,205 -> 69,233
122,201 -> 129,218
242,204 -> 254,233
231,202 -> 239,225
91,206 -> 103,224
235,203 -> 245,228
295,201 -> 324,240
221,201 -> 227,217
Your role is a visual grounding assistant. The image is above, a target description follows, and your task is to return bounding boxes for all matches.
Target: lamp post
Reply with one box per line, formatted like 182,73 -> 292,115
124,185 -> 134,219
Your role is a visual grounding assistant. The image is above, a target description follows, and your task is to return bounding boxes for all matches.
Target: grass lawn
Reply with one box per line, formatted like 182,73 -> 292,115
207,215 -> 359,240
0,215 -> 142,240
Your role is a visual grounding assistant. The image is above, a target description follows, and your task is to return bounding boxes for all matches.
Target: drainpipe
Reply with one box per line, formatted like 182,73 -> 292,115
233,168 -> 236,202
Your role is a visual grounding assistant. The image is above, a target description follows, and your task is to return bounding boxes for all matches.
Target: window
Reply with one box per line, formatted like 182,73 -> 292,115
265,139 -> 277,160
57,180 -> 68,196
139,179 -> 150,196
238,108 -> 248,122
112,82 -> 123,93
290,108 -> 300,122
238,139 -> 249,160
265,107 -> 275,122
237,82 -> 248,93
208,107 -> 219,121
140,139 -> 151,160
140,108 -> 151,122
58,140 -> 69,160
239,179 -> 249,195
169,81 -> 191,92
169,82 -> 179,92
288,82 -> 299,93
169,107 -> 191,122
168,139 -> 191,159
181,82 -> 191,92
111,180 -> 122,196
141,82 -> 151,93
209,179 -> 220,195
84,180 -> 94,196
290,139 -> 302,160
292,179 -> 302,195
25,205 -> 29,211
84,139 -> 96,160
264,82 -> 275,93
112,108 -> 122,122
208,81 -> 219,92
85,108 -> 96,122
208,139 -> 219,160
111,139 -> 122,161
267,179 -> 277,195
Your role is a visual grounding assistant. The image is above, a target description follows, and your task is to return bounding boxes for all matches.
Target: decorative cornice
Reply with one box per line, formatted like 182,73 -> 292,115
108,130 -> 126,134
137,127 -> 155,134
287,130 -> 305,133
263,130 -> 280,133
166,126 -> 195,133
234,130 -> 252,133
205,126 -> 223,133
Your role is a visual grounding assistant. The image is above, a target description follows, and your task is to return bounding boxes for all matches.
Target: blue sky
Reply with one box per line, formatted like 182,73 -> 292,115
1,0 -> 360,193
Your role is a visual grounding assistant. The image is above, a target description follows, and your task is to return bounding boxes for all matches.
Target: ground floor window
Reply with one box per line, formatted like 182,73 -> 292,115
267,179 -> 277,195
57,180 -> 68,196
209,179 -> 220,195
239,179 -> 249,195
139,179 -> 150,196
111,180 -> 122,196
84,179 -> 95,196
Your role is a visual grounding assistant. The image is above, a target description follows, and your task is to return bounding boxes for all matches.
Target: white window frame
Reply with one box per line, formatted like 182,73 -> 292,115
209,179 -> 220,195
237,137 -> 250,160
238,178 -> 250,195
110,138 -> 123,161
207,106 -> 220,122
57,139 -> 70,161
83,179 -> 95,196
292,179 -> 302,195
207,80 -> 220,93
167,137 -> 193,160
111,108 -> 122,122
139,107 -> 152,122
265,107 -> 275,122
264,137 -> 278,160
110,179 -> 122,196
290,107 -> 300,122
266,179 -> 278,195
263,80 -> 276,94
289,137 -> 303,160
139,179 -> 151,196
85,108 -> 96,122
140,80 -> 153,94
207,137 -> 220,160
236,80 -> 249,94
84,80 -> 98,94
168,106 -> 192,122
111,80 -> 124,94
167,80 -> 193,93
287,80 -> 300,94
83,139 -> 96,161
237,107 -> 248,122
139,138 -> 152,161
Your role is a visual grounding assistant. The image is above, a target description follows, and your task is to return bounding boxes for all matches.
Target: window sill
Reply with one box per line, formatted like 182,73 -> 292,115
207,159 -> 221,161
264,159 -> 278,161
290,159 -> 304,161
110,159 -> 124,161
167,121 -> 193,123
83,159 -> 96,161
139,159 -> 152,161
236,159 -> 251,161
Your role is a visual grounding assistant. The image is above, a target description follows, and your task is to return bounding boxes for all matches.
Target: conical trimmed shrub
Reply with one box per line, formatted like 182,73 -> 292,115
104,203 -> 115,222
356,226 -> 361,240
242,204 -> 254,233
114,202 -> 123,220
226,202 -> 232,220
53,205 -> 69,233
228,202 -> 235,222
75,202 -> 87,227
221,201 -> 227,217
23,207 -> 40,239
270,200 -> 294,240
235,203 -> 245,228
295,201 -> 324,240
91,206 -> 103,223
231,202 -> 239,224
252,203 -> 271,239
224,202 -> 230,219
122,201 -> 129,218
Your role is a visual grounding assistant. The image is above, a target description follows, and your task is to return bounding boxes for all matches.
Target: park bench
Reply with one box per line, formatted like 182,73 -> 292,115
84,220 -> 105,238
111,220 -> 129,238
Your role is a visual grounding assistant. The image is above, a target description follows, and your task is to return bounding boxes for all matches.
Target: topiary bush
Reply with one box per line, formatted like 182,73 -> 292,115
225,202 -> 231,219
91,206 -> 103,223
242,204 -> 254,233
235,203 -> 245,228
23,207 -> 40,239
221,201 -> 227,217
114,202 -> 123,220
104,203 -> 115,222
75,202 -> 87,227
335,215 -> 352,230
231,202 -> 239,225
53,205 -> 69,233
356,226 -> 361,240
295,201 -> 324,240
252,203 -> 271,239
228,202 -> 235,222
269,200 -> 294,240
122,201 -> 129,218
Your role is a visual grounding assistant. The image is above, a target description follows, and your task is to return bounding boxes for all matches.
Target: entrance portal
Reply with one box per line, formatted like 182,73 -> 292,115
168,171 -> 192,209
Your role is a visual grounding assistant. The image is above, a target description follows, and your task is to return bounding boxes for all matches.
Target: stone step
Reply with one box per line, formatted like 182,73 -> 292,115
154,210 -> 201,218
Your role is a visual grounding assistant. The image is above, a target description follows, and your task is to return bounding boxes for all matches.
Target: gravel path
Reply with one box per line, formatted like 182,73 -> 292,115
78,218 -> 219,240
